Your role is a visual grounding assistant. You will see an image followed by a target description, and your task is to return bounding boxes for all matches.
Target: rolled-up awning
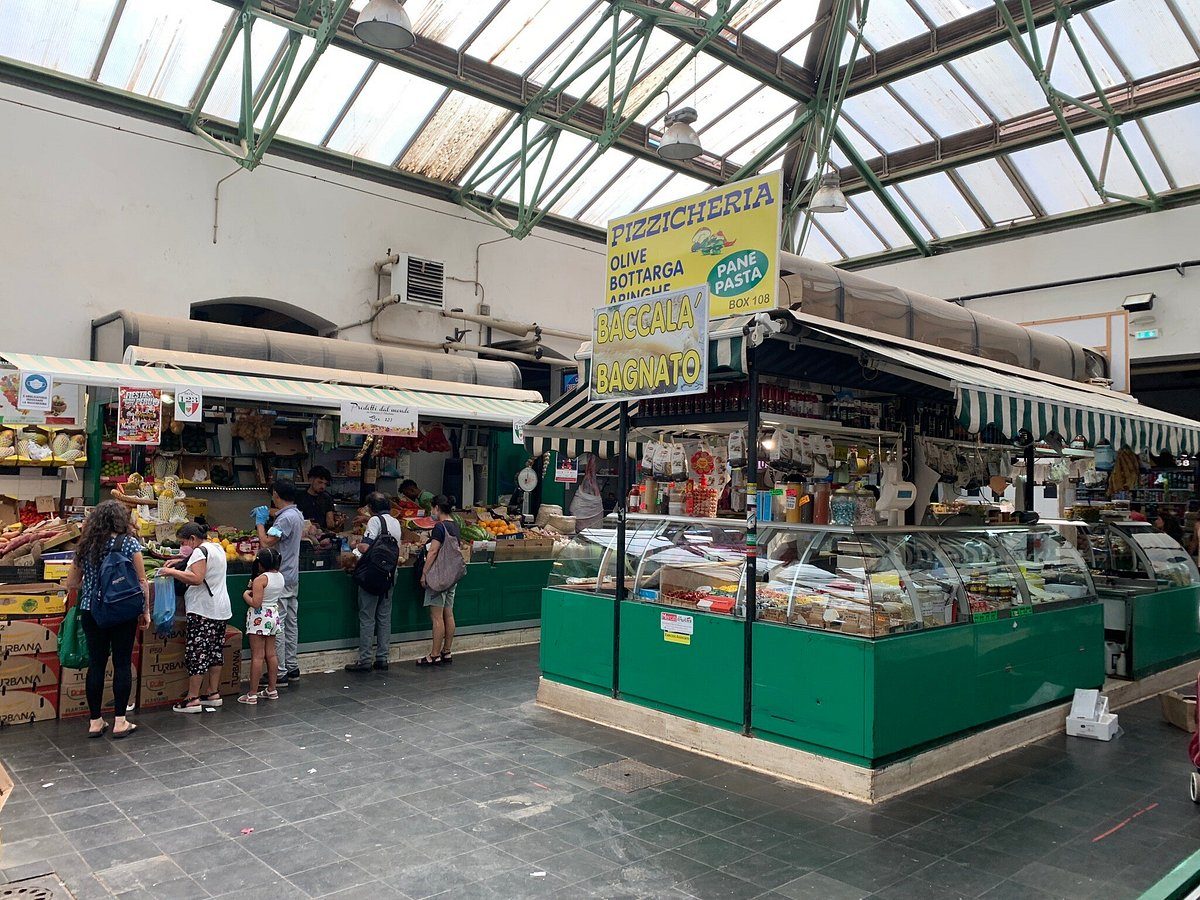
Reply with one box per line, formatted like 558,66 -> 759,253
0,352 -> 546,427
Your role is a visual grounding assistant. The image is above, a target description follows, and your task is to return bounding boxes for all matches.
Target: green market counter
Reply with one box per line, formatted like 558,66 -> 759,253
224,558 -> 553,651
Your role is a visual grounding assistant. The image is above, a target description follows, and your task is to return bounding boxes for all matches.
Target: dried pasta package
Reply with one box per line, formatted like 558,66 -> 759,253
651,442 -> 670,480
728,430 -> 747,468
669,443 -> 687,481
640,441 -> 658,476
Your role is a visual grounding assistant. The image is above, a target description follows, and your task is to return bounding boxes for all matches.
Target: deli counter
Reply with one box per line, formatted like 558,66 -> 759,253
541,516 -> 1105,767
1048,520 -> 1200,679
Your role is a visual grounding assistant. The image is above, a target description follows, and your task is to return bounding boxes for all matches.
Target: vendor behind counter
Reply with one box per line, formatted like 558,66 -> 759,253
296,466 -> 337,531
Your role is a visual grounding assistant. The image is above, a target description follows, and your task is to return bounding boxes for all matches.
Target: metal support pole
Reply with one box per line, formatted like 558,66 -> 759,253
613,401 -> 629,699
743,347 -> 759,736
1024,441 -> 1036,512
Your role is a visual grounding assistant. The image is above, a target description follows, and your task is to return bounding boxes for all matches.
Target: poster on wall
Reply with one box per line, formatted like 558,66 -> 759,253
117,387 -> 162,445
339,400 -> 418,437
175,388 -> 204,423
0,374 -> 84,426
606,171 -> 781,321
590,284 -> 709,405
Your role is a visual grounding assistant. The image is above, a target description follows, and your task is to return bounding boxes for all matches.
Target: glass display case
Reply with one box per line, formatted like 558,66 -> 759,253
1053,520 -> 1200,590
549,517 -> 1100,637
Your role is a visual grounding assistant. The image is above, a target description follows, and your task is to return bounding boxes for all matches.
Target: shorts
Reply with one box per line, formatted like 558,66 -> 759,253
424,585 -> 457,609
185,613 -> 225,676
246,603 -> 280,637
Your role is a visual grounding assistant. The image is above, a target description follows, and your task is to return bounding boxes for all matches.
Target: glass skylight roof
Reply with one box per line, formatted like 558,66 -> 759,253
1,0 -> 1197,263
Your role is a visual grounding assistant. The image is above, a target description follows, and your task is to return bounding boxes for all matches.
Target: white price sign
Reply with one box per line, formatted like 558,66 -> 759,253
340,400 -> 418,437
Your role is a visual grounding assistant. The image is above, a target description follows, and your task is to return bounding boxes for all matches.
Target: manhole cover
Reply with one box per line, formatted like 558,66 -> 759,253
579,759 -> 677,793
0,873 -> 69,899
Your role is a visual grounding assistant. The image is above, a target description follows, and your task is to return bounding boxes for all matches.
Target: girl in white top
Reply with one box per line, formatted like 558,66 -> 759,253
239,547 -> 284,704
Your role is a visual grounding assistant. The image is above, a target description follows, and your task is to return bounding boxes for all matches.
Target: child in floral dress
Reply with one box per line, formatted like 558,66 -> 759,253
238,548 -> 283,704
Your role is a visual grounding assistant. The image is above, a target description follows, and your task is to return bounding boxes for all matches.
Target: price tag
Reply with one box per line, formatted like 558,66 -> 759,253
972,611 -> 999,623
1011,606 -> 1033,618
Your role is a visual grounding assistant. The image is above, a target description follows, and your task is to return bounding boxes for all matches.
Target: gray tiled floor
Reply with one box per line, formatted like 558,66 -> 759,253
1,644 -> 1197,899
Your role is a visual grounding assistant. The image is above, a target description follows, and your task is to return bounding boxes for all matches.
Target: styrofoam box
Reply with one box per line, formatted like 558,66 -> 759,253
1067,712 -> 1119,741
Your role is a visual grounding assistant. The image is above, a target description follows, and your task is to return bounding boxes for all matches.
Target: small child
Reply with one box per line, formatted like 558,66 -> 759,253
238,547 -> 284,705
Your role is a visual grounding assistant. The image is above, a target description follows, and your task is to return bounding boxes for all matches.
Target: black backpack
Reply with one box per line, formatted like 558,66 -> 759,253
354,516 -> 400,595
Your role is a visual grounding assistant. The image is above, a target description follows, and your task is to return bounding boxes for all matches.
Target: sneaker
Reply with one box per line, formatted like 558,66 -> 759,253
237,693 -> 258,705
286,668 -> 300,681
172,697 -> 203,714
373,661 -> 389,671
264,673 -> 289,688
344,662 -> 372,673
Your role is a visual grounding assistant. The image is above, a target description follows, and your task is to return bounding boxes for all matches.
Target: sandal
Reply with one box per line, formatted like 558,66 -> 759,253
440,652 -> 453,665
112,723 -> 138,739
87,722 -> 108,739
261,689 -> 280,701
237,693 -> 258,705
200,693 -> 223,708
416,655 -> 442,667
172,696 -> 203,714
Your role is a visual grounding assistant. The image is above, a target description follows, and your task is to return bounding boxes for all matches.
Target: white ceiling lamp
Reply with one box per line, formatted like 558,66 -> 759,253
809,168 -> 848,214
354,0 -> 416,51
658,107 -> 703,161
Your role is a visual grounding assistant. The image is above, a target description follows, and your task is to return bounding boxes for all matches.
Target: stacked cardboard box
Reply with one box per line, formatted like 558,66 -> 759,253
0,617 -> 61,725
138,619 -> 242,710
59,652 -> 141,719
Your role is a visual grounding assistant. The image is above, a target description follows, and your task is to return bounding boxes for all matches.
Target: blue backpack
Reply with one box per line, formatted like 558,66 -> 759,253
93,539 -> 144,628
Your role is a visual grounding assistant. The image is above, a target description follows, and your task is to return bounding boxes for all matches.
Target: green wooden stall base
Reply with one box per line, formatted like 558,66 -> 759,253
1130,585 -> 1200,679
540,587 -> 615,695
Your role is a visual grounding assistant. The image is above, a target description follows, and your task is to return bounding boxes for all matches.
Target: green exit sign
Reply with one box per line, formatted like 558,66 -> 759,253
1134,329 -> 1159,340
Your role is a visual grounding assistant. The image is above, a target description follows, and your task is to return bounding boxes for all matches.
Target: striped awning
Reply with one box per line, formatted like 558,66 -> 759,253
522,388 -> 640,459
807,326 -> 1200,455
0,353 -> 546,427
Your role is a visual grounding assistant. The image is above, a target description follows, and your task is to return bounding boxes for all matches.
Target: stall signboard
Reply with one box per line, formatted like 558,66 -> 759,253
117,387 -> 162,445
512,418 -> 529,445
0,376 -> 83,426
339,400 -> 417,437
606,171 -> 781,321
590,284 -> 709,405
175,388 -> 203,423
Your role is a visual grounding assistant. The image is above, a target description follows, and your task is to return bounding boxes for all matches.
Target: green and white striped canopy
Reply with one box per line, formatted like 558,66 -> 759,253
522,388 -> 640,459
0,353 -> 546,427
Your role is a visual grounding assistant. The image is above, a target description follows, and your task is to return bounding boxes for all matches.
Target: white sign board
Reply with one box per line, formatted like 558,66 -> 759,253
660,612 -> 694,635
554,458 -> 578,484
17,372 -> 52,413
175,388 -> 203,423
512,418 -> 529,446
339,400 -> 417,437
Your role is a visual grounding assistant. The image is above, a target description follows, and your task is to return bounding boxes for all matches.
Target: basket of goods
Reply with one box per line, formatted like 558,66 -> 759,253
15,430 -> 52,463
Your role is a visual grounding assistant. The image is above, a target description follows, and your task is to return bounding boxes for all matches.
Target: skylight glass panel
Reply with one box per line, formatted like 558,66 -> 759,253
399,94 -> 510,182
0,0 -> 117,79
859,0 -> 929,50
878,186 -> 936,241
799,223 -> 844,263
466,0 -> 592,72
550,150 -> 638,219
910,0 -> 992,26
1088,0 -> 1198,79
723,103 -> 802,164
1009,141 -> 1102,215
578,160 -> 678,227
650,57 -> 738,127
528,7 -> 612,83
637,173 -> 710,211
699,86 -> 795,159
953,159 -> 1033,224
98,0 -> 231,105
840,87 -> 933,152
1141,106 -> 1200,185
809,203 -> 887,257
473,124 -> 530,196
1040,18 -> 1123,92
742,2 -> 820,53
1176,0 -> 1200,44
587,29 -> 685,117
948,42 -> 1048,121
397,0 -> 502,49
201,21 -> 288,122
327,68 -> 444,163
889,66 -> 990,136
1076,127 -> 1169,199
849,190 -> 917,249
893,172 -> 983,237
834,114 -> 885,160
272,46 -> 370,145
493,132 -> 593,204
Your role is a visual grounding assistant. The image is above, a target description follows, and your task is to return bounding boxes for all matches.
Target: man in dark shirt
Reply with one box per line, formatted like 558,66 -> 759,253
297,465 -> 337,530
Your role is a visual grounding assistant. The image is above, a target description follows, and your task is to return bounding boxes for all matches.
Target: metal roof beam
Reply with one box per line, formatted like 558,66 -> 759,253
835,62 -> 1200,193
842,0 -> 1118,96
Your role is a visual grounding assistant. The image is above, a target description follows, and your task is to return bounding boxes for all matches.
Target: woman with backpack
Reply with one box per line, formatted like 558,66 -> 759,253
64,500 -> 150,738
417,495 -> 465,667
346,492 -> 402,673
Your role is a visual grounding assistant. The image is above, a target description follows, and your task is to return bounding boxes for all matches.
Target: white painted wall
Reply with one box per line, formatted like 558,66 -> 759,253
0,82 -> 605,363
864,205 -> 1200,362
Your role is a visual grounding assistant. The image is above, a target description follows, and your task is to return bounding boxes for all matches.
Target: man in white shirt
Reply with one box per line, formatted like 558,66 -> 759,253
346,492 -> 403,672
160,522 -> 233,713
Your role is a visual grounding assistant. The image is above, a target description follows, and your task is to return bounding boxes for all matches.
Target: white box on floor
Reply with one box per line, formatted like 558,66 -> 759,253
1067,712 -> 1119,741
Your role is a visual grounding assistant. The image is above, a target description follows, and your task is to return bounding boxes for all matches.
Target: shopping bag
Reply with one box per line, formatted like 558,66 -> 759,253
152,573 -> 177,635
58,605 -> 89,670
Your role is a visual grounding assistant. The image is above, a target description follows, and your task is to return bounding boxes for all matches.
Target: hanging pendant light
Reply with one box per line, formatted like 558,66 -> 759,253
809,169 -> 848,214
658,107 -> 703,161
354,0 -> 416,51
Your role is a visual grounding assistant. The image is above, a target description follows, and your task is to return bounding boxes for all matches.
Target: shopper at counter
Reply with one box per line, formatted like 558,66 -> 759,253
418,495 -> 464,667
1156,512 -> 1185,543
256,479 -> 304,686
346,492 -> 402,673
297,465 -> 337,530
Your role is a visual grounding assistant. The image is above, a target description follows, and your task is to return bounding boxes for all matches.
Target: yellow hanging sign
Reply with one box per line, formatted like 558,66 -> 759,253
605,171 -> 782,320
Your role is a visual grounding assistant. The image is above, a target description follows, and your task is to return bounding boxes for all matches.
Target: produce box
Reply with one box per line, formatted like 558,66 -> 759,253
0,685 -> 58,726
59,659 -> 140,719
137,651 -> 240,710
0,652 -> 59,690
0,617 -> 61,655
40,524 -> 80,551
0,586 -> 67,617
1160,689 -> 1197,733
59,632 -> 142,689
493,534 -> 555,561
183,497 -> 208,517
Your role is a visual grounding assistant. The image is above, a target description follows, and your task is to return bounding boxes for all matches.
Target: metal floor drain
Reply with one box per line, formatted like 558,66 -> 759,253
579,759 -> 677,793
0,873 -> 69,899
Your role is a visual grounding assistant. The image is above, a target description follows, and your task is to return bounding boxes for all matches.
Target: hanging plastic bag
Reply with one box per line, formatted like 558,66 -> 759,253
569,454 -> 605,529
152,573 -> 177,636
58,605 -> 89,670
